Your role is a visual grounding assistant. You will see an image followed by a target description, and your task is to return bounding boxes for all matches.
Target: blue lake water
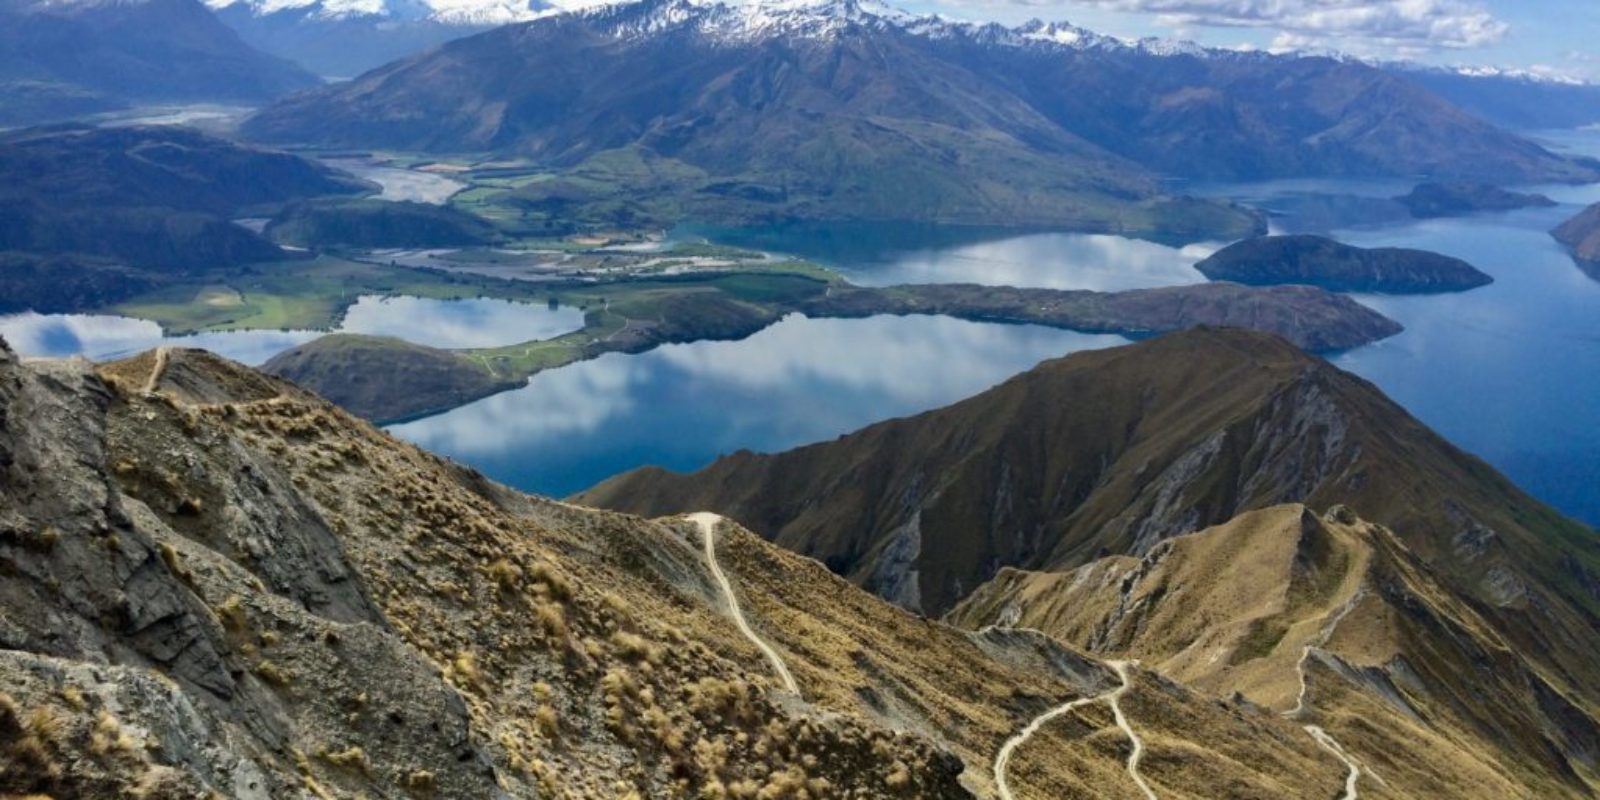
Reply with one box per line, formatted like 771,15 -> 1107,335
1328,206 -> 1600,526
400,131 -> 1600,526
7,132 -> 1594,525
677,222 -> 1220,291
1184,130 -> 1600,525
390,316 -> 1127,498
0,295 -> 583,366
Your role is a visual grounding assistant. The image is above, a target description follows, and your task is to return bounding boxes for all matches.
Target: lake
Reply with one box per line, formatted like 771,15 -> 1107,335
399,132 -> 1600,527
390,315 -> 1128,498
1187,132 -> 1600,526
0,295 -> 583,366
676,221 -> 1221,291
1327,206 -> 1600,526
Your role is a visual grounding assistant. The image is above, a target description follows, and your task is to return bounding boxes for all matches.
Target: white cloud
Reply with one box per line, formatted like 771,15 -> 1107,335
1059,0 -> 1508,53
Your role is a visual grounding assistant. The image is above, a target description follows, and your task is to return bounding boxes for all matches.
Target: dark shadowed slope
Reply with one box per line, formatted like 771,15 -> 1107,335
0,124 -> 365,311
1193,235 -> 1493,294
0,0 -> 318,123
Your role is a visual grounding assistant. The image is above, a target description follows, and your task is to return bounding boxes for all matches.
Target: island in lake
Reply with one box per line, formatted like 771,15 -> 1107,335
1395,181 -> 1556,218
1553,202 -> 1600,280
263,274 -> 1403,422
1194,234 -> 1493,294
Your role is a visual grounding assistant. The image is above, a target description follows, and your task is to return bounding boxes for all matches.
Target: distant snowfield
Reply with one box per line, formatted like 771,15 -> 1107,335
204,0 -> 554,24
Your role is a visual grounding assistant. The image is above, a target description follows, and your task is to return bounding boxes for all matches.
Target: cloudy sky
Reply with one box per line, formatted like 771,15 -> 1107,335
903,0 -> 1600,79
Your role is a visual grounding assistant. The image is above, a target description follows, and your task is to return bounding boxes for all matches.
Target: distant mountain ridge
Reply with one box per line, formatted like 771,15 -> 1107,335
0,124 -> 364,311
206,0 -> 546,25
0,0 -> 319,123
244,0 -> 1596,233
246,0 -> 1268,233
1385,62 -> 1600,130
207,0 -> 554,76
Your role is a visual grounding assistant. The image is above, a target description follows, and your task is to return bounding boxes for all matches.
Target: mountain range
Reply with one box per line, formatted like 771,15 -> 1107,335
207,0 -> 551,76
0,337 -> 1468,799
240,0 -> 1596,232
0,124 -> 364,311
1390,64 -> 1600,131
0,330 -> 1593,796
0,0 -> 319,124
580,327 -> 1600,795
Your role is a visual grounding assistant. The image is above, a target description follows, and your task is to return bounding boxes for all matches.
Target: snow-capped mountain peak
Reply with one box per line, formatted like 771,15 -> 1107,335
1013,19 -> 1111,48
559,0 -> 1255,62
571,0 -> 1197,52
204,0 -> 550,24
573,0 -> 915,42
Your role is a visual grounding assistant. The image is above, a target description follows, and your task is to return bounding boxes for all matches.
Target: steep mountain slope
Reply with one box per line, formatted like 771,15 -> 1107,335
579,328 -> 1600,738
0,0 -> 318,124
209,0 -> 551,77
244,0 -> 1595,205
247,0 -> 1251,234
950,505 -> 1600,797
0,338 -> 1384,797
0,124 -> 365,310
963,42 -> 1597,183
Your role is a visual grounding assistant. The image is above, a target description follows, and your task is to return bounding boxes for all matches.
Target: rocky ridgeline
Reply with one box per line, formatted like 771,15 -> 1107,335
0,340 -> 967,797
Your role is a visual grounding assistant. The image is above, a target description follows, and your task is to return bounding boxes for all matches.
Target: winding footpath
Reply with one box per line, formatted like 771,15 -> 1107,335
143,346 -> 171,394
1284,588 -> 1373,799
689,512 -> 800,695
1106,660 -> 1157,800
1286,588 -> 1366,717
1304,725 -> 1362,800
993,656 -> 1155,800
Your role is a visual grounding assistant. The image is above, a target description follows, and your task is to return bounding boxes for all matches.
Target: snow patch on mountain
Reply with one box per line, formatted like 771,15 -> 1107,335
204,0 -> 550,24
569,0 -> 1234,56
1423,63 -> 1592,86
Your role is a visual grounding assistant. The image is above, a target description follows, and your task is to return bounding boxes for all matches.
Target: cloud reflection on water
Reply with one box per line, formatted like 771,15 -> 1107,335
839,232 -> 1218,291
0,295 -> 582,365
390,314 -> 1127,497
